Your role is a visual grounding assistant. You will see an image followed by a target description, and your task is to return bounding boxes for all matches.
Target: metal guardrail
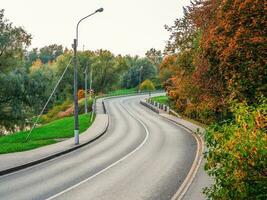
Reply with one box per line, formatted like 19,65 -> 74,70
143,98 -> 180,118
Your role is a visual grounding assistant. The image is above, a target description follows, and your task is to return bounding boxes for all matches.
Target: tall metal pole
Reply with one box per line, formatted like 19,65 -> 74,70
84,63 -> 88,114
73,8 -> 103,145
138,66 -> 143,93
73,39 -> 79,145
89,66 -> 93,99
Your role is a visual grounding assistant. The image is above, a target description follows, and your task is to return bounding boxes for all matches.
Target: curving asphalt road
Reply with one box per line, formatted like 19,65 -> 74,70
0,95 -> 197,200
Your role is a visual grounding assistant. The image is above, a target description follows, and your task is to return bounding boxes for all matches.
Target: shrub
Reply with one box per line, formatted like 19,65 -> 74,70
41,99 -> 72,123
204,97 -> 267,199
78,98 -> 93,114
78,89 -> 85,100
140,79 -> 155,91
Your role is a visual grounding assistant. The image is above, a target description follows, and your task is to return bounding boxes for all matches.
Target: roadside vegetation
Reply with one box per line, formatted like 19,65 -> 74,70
0,113 -> 94,154
204,99 -> 266,199
0,86 -> 148,154
0,1 -> 266,198
102,88 -> 137,97
150,95 -> 169,105
139,79 -> 155,92
151,95 -> 207,128
0,8 -> 161,135
161,0 -> 266,199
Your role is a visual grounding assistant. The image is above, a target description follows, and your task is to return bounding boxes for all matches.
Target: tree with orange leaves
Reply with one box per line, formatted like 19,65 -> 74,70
163,1 -> 267,197
192,0 -> 267,103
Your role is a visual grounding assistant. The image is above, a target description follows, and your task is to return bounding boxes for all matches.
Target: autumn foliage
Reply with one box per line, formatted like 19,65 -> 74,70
204,99 -> 267,199
139,79 -> 155,91
77,89 -> 85,100
194,0 -> 267,102
162,0 -> 267,123
162,0 -> 267,198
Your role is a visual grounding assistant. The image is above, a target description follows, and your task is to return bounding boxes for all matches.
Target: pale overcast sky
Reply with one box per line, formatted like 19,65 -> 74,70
2,0 -> 191,56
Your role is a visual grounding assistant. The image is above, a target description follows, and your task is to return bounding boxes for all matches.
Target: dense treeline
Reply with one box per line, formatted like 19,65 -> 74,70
0,9 -> 161,134
162,0 -> 266,199
162,0 -> 266,124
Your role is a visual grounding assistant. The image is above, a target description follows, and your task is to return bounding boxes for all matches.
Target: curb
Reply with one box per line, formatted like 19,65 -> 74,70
167,117 -> 204,200
0,100 -> 109,177
0,93 -> 164,177
139,101 -> 205,200
140,101 -> 161,114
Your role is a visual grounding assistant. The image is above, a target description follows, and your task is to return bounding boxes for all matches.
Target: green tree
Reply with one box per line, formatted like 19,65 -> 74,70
0,9 -> 31,72
91,49 -> 117,93
25,48 -> 38,66
204,98 -> 267,199
39,44 -> 63,64
122,58 -> 156,89
145,48 -> 162,72
0,69 -> 31,133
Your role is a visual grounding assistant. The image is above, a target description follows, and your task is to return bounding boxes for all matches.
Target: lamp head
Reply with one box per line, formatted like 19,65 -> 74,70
96,8 -> 104,13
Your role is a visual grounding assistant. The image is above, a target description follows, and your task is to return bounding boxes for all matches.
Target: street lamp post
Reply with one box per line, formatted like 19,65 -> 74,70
138,66 -> 143,93
89,65 -> 93,99
84,63 -> 88,114
73,8 -> 104,145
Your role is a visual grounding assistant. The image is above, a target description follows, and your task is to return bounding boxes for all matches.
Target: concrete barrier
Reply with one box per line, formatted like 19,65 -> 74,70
140,101 -> 160,114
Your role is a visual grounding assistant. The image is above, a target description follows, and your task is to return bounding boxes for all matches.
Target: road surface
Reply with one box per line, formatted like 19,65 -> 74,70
0,95 -> 197,200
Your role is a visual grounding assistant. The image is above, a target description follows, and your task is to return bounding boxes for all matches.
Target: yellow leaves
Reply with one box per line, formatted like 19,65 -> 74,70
236,114 -> 241,123
234,169 -> 246,180
242,123 -> 248,133
29,58 -> 43,73
225,139 -> 235,151
32,58 -> 43,68
139,80 -> 155,91
255,110 -> 266,129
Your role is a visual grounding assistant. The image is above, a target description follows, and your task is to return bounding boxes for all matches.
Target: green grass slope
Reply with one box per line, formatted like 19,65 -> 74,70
0,113 -> 94,154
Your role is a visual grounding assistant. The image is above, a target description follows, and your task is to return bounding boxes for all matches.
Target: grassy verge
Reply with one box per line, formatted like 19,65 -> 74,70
0,88 -> 156,154
99,88 -> 163,99
102,88 -> 138,97
0,113 -> 94,154
151,95 -> 170,105
150,95 -> 207,128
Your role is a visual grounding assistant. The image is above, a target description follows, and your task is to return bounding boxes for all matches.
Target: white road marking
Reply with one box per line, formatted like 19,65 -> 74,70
157,116 -> 204,200
46,98 -> 150,200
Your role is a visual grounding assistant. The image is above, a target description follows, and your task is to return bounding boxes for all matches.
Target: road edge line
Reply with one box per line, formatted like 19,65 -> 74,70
159,115 -> 204,200
139,101 -> 204,200
0,100 -> 109,177
168,120 -> 204,200
45,98 -> 150,200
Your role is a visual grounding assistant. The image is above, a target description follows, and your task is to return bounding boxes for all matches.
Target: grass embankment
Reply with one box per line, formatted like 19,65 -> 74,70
103,88 -> 138,97
0,113 -> 94,154
151,95 -> 170,105
0,88 -> 149,154
100,88 -> 162,98
151,95 -> 207,128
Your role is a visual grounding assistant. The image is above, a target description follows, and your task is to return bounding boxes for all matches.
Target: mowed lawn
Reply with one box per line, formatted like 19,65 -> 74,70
151,95 -> 169,105
105,88 -> 137,96
0,113 -> 94,154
